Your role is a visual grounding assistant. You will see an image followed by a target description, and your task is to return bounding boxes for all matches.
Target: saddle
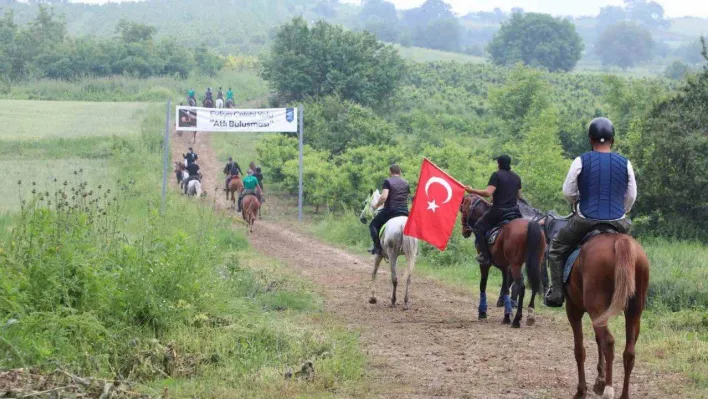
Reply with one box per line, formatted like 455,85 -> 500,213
485,209 -> 523,245
543,211 -> 572,245
563,225 -> 618,283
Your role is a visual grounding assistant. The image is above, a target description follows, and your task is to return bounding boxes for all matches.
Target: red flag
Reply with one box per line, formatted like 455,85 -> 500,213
404,158 -> 466,251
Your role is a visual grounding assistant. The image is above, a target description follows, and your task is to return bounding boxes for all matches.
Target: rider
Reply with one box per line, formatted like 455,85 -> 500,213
237,169 -> 263,212
369,164 -> 410,256
223,157 -> 243,191
205,87 -> 213,101
226,88 -> 234,104
183,147 -> 198,166
544,117 -> 637,307
187,88 -> 195,102
183,160 -> 201,194
463,155 -> 522,266
217,87 -> 224,100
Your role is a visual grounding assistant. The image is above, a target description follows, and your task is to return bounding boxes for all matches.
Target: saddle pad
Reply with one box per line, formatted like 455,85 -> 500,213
378,223 -> 388,240
563,247 -> 582,283
487,227 -> 502,245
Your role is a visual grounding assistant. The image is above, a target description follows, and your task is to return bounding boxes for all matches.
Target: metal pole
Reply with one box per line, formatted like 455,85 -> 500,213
161,100 -> 171,214
298,104 -> 304,222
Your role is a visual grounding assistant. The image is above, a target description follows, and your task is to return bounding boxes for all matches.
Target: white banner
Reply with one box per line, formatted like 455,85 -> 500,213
175,106 -> 298,132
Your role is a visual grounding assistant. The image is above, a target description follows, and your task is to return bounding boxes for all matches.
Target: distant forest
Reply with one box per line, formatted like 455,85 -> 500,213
0,0 -> 705,65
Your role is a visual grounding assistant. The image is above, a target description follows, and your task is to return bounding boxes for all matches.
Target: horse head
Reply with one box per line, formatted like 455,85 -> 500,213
459,194 -> 489,238
359,189 -> 382,224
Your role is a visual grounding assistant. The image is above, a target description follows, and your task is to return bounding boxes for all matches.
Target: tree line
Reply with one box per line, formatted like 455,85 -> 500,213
260,18 -> 708,242
0,7 -> 222,81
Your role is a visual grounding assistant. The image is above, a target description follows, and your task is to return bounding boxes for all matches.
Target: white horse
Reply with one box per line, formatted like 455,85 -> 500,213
360,189 -> 419,310
215,98 -> 224,109
186,179 -> 202,197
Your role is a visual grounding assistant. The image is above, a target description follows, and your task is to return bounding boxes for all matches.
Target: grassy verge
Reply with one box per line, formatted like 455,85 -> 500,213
0,103 -> 368,397
0,69 -> 269,103
306,211 -> 708,392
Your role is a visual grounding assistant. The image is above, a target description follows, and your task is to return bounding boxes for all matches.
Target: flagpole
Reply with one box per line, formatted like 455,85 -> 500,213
422,157 -> 466,187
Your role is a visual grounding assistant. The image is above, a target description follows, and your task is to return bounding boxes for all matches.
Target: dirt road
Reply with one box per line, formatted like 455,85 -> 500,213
170,131 -> 686,398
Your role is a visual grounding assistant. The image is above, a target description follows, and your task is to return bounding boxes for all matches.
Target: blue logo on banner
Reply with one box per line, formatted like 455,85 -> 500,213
286,108 -> 295,123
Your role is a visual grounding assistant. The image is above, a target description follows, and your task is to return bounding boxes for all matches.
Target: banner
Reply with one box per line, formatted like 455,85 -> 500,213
175,106 -> 298,132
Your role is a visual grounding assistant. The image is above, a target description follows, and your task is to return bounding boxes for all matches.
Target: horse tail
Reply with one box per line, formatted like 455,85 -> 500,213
401,222 -> 418,263
593,235 -> 637,328
524,220 -> 542,293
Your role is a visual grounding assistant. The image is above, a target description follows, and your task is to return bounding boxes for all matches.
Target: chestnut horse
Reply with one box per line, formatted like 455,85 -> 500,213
226,175 -> 244,209
241,194 -> 260,233
174,161 -> 186,184
460,194 -> 545,327
565,233 -> 649,399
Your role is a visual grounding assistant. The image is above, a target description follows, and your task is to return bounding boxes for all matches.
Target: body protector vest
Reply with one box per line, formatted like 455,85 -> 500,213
578,152 -> 628,220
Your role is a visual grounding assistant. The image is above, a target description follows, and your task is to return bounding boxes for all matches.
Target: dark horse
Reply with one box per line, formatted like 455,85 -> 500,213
203,98 -> 214,108
565,232 -> 649,399
460,194 -> 546,327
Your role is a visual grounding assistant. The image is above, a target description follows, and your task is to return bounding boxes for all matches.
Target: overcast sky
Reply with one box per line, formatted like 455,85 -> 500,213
68,0 -> 708,18
342,0 -> 708,18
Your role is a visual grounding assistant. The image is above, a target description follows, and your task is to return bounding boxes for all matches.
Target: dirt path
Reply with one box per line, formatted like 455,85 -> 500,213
171,131 -> 687,398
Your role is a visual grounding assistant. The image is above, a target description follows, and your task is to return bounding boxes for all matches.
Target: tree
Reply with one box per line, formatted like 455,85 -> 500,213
488,65 -> 551,138
627,39 -> 708,241
663,60 -> 692,80
116,19 -> 157,43
486,13 -> 584,72
624,0 -> 669,29
595,21 -> 654,69
261,17 -> 404,107
360,0 -> 399,42
595,5 -> 626,33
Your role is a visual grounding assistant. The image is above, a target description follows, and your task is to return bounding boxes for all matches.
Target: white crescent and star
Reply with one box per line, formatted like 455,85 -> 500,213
424,176 -> 453,213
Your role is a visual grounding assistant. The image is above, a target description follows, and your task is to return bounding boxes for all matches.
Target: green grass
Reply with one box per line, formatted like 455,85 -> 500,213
0,69 -> 270,103
0,99 -> 150,139
394,44 -> 487,63
0,102 -> 368,397
210,132 -> 269,166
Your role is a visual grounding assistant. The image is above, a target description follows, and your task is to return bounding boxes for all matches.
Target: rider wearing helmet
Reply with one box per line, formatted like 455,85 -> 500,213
226,88 -> 234,102
544,117 -> 637,307
237,169 -> 262,212
217,87 -> 224,100
205,87 -> 213,100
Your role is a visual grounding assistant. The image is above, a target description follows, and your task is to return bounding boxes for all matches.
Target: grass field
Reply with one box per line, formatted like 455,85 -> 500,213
394,44 -> 487,63
0,101 -> 368,397
0,100 -> 150,139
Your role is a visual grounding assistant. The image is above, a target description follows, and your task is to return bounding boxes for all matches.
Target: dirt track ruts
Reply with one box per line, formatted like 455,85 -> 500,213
171,130 -> 687,398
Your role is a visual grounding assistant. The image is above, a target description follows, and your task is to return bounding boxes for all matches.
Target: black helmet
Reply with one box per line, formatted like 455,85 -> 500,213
588,117 -> 615,143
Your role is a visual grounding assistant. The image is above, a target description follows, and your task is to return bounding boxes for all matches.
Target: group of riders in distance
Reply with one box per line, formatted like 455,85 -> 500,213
174,147 -> 264,232
361,117 -> 648,399
186,87 -> 234,108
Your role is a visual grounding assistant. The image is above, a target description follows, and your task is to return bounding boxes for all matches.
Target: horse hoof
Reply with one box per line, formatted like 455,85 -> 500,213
602,386 -> 615,399
502,317 -> 511,325
511,320 -> 521,328
496,298 -> 504,308
478,312 -> 488,320
573,387 -> 587,399
526,316 -> 536,326
403,304 -> 410,311
368,297 -> 377,304
593,379 -> 605,395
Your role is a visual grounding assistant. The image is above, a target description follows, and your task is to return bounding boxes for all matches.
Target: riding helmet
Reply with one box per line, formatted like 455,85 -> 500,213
588,117 -> 615,143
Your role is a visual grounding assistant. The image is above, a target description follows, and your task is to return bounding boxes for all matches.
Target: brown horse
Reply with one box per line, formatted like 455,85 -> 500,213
227,175 -> 244,209
565,233 -> 649,399
460,194 -> 546,327
241,194 -> 260,233
174,161 -> 186,184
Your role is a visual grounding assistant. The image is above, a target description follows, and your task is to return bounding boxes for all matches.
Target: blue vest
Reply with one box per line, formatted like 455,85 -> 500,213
578,152 -> 628,220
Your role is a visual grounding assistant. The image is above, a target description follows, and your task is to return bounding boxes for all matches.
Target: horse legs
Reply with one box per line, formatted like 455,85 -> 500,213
402,248 -> 416,311
526,280 -> 537,326
593,329 -> 607,395
620,302 -> 642,399
593,325 -> 616,399
479,263 -> 491,319
368,255 -> 384,304
510,266 -> 525,328
567,301 -> 587,399
193,131 -> 197,143
500,269 -> 513,324
389,253 -> 398,307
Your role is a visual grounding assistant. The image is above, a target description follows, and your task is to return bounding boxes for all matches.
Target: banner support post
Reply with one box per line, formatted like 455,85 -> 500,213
298,104 -> 304,222
160,100 -> 171,215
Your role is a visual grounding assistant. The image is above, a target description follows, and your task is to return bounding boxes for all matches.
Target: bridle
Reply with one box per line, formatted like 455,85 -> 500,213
461,194 -> 485,232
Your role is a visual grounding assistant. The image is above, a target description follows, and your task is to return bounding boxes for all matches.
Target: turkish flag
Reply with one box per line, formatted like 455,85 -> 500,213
404,158 -> 466,251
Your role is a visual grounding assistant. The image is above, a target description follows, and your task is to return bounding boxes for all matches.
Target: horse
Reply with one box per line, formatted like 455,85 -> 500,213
227,175 -> 244,209
359,189 -> 419,310
460,194 -> 545,327
226,98 -> 234,108
185,178 -> 202,197
241,194 -> 260,233
187,97 -> 196,107
203,98 -> 213,108
215,98 -> 224,109
550,227 -> 649,399
174,161 -> 186,185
